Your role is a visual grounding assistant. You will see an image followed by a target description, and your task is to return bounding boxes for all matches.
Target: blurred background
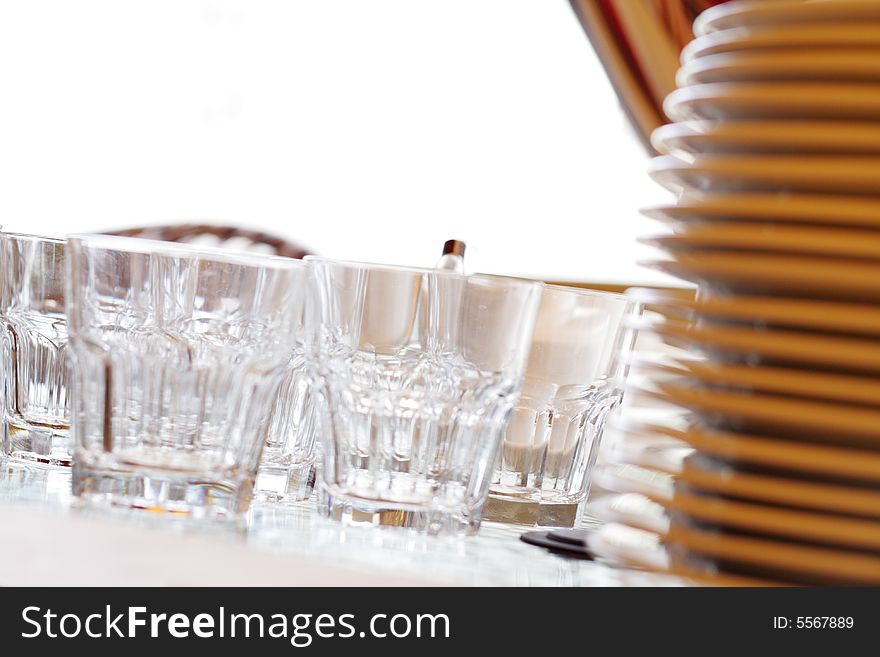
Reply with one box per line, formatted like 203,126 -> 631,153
0,0 -> 674,285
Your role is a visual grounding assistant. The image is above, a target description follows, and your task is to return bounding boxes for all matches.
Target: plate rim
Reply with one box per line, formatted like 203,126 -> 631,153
695,0 -> 880,36
666,519 -> 880,584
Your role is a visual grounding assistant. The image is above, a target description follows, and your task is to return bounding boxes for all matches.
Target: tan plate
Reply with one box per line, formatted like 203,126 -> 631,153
664,82 -> 880,122
626,287 -> 880,337
642,223 -> 880,260
664,559 -> 783,587
585,523 -> 669,572
695,0 -> 880,36
635,316 -> 880,373
665,488 -> 880,550
591,522 -> 781,587
649,154 -> 880,195
642,422 -> 880,483
678,49 -> 880,86
654,380 -> 880,445
645,252 -> 880,301
588,493 -> 670,535
605,426 -> 692,475
651,120 -> 880,156
682,23 -> 880,62
592,463 -> 674,501
666,521 -> 880,585
662,358 -> 880,407
678,457 -> 880,519
642,193 -> 880,229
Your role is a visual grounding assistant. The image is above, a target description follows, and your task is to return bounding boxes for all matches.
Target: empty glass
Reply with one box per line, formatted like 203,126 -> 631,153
0,232 -> 71,466
254,344 -> 321,503
486,285 -> 641,527
66,234 -> 308,518
307,256 -> 543,535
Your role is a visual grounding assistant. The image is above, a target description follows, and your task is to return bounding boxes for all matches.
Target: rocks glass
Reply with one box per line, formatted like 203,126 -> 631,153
307,257 -> 542,535
0,232 -> 71,466
65,234 -> 307,518
486,285 -> 641,527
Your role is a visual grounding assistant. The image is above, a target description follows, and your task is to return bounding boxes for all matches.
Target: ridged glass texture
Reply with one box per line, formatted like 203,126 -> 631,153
0,233 -> 71,466
307,257 -> 542,535
488,285 -> 642,527
66,234 -> 307,518
254,347 -> 321,502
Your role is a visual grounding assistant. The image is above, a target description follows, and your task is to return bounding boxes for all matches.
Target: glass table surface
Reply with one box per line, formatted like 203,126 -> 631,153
0,458 -> 681,586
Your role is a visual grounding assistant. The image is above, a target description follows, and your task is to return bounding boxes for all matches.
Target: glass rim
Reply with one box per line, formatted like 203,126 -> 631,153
0,230 -> 66,245
544,282 -> 629,302
67,233 -> 307,270
304,255 -> 544,289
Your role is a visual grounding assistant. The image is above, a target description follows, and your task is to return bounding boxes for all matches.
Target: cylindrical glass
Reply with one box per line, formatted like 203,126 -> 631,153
307,257 -> 543,535
486,285 -> 642,527
66,234 -> 307,518
0,232 -> 71,466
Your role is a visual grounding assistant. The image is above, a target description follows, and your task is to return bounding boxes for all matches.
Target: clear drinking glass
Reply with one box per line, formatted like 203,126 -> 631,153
486,285 -> 642,527
307,256 -> 543,535
254,343 -> 321,503
66,234 -> 308,518
0,232 -> 71,466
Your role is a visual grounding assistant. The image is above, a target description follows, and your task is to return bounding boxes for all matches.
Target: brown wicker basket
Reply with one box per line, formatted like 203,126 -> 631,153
105,223 -> 310,259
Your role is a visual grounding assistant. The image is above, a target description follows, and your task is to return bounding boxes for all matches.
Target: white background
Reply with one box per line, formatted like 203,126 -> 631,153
0,0 -> 674,284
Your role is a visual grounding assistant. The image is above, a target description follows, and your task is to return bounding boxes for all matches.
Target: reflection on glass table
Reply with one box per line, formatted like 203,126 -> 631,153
0,459 -> 681,586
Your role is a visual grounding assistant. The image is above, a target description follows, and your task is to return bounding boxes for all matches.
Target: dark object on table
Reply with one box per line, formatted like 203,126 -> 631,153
548,528 -> 593,547
105,223 -> 310,259
520,530 -> 596,560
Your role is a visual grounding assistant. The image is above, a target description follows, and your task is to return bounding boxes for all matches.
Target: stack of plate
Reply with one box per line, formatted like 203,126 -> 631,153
597,0 -> 880,585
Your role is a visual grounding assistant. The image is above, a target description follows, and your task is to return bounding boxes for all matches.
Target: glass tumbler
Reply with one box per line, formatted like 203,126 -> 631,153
66,235 -> 307,518
0,232 -> 71,466
254,342 -> 321,503
307,257 -> 543,535
486,285 -> 641,527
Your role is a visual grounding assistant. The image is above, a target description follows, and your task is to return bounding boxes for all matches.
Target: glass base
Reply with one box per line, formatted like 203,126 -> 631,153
72,461 -> 254,520
253,460 -> 316,503
316,482 -> 483,536
483,493 -> 583,528
2,419 -> 72,467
